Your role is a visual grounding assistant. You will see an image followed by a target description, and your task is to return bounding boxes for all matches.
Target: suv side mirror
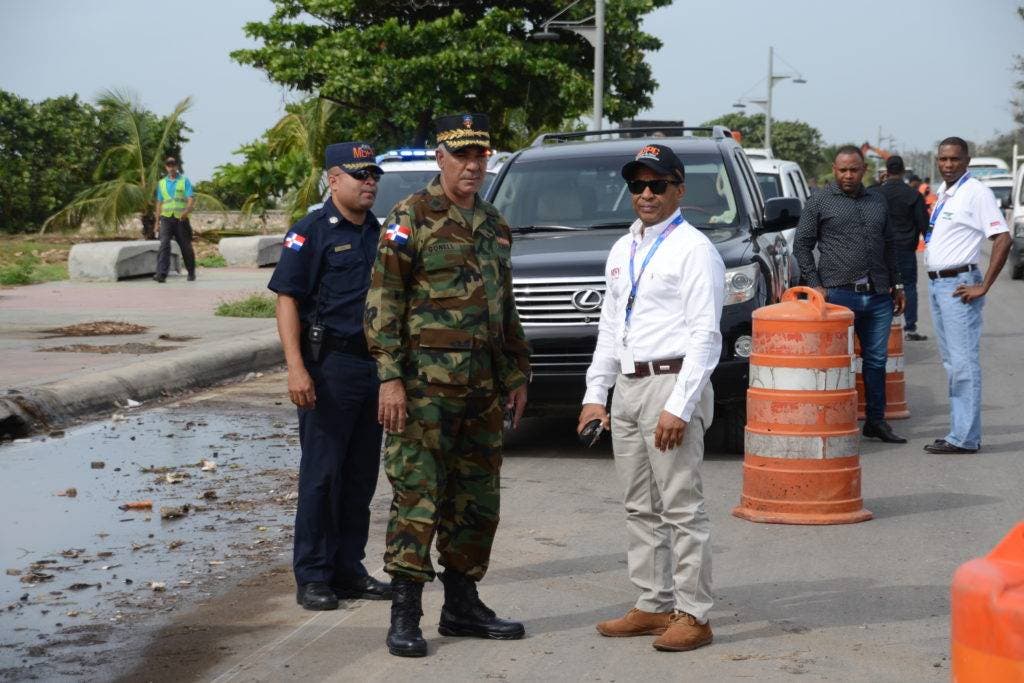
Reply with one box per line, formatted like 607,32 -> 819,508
760,197 -> 802,233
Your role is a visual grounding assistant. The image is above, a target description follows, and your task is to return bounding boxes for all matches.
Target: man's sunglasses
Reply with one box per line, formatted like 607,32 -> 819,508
626,179 -> 681,195
350,169 -> 382,181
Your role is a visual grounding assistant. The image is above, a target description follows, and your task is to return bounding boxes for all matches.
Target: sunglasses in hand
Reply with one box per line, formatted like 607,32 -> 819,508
626,179 -> 682,195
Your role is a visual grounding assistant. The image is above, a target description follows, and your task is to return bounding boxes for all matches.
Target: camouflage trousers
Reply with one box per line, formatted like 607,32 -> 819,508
384,391 -> 503,582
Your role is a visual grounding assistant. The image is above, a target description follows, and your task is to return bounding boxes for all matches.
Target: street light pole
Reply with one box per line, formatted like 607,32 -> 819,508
765,46 -> 774,155
593,0 -> 604,128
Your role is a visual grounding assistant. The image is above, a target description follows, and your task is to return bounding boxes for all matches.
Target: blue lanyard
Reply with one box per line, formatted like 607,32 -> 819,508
624,213 -> 684,339
926,173 -> 970,243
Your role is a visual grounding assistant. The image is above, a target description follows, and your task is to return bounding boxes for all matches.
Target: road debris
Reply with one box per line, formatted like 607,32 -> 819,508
199,490 -> 218,500
41,321 -> 149,337
200,459 -> 217,471
167,540 -> 185,550
160,505 -> 190,520
55,487 -> 77,497
119,500 -> 153,511
163,471 -> 190,484
91,461 -> 106,469
149,582 -> 166,592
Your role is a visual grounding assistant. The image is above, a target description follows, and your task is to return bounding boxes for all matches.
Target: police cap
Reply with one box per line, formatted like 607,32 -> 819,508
324,141 -> 384,175
434,113 -> 490,151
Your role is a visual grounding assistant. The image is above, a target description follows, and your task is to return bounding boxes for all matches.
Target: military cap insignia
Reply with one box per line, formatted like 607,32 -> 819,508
462,114 -> 474,128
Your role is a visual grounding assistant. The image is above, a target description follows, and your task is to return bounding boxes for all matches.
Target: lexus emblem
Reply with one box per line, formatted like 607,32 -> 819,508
571,289 -> 604,312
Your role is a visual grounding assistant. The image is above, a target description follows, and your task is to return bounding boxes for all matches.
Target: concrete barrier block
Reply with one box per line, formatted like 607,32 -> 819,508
68,241 -> 181,282
218,235 -> 285,267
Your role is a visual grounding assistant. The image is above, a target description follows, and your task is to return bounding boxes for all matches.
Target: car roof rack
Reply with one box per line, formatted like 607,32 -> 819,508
530,125 -> 733,147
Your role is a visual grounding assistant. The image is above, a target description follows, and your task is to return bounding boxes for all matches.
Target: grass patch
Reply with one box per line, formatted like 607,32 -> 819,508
215,293 -> 276,318
197,254 -> 227,268
0,254 -> 68,286
0,235 -> 73,286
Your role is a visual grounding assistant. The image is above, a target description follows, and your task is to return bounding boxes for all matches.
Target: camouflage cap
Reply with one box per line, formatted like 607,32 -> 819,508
435,113 -> 490,151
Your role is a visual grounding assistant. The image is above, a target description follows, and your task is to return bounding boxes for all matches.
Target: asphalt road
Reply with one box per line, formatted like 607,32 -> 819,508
4,263 -> 1024,682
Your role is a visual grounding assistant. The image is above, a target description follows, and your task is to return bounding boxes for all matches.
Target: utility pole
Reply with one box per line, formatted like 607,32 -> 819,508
593,0 -> 604,128
765,46 -> 774,154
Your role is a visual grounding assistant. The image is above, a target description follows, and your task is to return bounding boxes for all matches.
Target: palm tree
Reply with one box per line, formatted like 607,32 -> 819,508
267,97 -> 340,220
42,89 -> 218,236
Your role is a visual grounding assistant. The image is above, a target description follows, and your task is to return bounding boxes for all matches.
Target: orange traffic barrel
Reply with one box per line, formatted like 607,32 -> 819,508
734,287 -> 872,525
854,315 -> 910,420
951,522 -> 1024,681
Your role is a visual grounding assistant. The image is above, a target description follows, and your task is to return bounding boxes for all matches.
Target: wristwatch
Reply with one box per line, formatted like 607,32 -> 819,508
893,284 -> 905,291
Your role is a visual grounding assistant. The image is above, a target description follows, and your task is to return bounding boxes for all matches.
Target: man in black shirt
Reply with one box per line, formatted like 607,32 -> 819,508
869,156 -> 929,341
794,146 -> 907,444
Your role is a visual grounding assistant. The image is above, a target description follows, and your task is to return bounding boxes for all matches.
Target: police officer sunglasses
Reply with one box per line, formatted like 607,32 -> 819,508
626,179 -> 682,195
349,169 -> 382,182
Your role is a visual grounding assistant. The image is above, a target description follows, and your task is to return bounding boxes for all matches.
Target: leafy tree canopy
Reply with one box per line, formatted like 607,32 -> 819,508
232,0 -> 671,148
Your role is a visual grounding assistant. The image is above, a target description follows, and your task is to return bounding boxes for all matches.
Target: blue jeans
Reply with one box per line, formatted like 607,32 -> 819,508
928,269 -> 984,449
826,288 -> 894,422
895,249 -> 919,332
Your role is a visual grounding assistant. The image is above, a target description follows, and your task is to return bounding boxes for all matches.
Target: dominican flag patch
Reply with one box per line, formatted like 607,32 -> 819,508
284,232 -> 305,251
386,223 -> 411,246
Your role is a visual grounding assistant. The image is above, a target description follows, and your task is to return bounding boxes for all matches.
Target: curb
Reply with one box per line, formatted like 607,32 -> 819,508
0,331 -> 283,437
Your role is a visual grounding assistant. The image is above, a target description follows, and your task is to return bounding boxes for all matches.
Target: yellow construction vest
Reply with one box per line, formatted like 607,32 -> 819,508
158,176 -> 189,217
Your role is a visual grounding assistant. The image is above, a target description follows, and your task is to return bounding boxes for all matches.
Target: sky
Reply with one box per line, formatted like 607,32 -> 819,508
2,0 -> 1022,181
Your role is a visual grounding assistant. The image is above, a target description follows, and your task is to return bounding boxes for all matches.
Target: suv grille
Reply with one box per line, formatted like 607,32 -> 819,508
513,277 -> 607,326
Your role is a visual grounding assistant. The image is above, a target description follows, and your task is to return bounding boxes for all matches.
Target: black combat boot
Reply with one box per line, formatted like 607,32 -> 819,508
438,570 -> 525,640
386,578 -> 427,657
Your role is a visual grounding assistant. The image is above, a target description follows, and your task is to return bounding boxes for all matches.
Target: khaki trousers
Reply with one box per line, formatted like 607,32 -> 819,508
610,374 -> 714,621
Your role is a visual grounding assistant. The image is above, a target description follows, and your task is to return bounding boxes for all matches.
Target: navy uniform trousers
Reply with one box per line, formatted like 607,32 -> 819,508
294,349 -> 382,586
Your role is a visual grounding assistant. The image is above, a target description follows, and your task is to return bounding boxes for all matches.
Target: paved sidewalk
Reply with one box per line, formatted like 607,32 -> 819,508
0,267 -> 282,433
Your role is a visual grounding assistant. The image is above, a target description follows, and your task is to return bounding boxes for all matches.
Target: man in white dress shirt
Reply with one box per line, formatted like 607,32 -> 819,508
579,144 -> 725,652
922,136 -> 1011,455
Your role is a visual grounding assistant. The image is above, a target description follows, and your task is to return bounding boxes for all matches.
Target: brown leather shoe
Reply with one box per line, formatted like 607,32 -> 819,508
596,608 -> 672,637
652,612 -> 713,652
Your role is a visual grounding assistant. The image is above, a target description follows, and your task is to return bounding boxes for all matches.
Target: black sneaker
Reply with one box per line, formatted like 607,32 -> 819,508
905,331 -> 928,341
187,272 -> 196,282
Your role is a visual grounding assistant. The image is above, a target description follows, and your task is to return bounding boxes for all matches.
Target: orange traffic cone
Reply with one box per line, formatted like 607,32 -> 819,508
734,287 -> 872,525
854,315 -> 910,420
951,522 -> 1024,681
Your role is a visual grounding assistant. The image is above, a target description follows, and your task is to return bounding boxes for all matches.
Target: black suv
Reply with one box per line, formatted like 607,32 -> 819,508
486,127 -> 801,453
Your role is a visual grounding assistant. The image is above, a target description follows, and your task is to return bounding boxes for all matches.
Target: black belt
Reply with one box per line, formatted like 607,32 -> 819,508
304,330 -> 370,358
927,264 -> 977,280
835,282 -> 874,293
625,357 -> 684,378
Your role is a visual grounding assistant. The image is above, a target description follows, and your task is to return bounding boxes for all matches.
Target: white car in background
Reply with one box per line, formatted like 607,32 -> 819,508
747,156 -> 811,282
968,156 -> 1010,180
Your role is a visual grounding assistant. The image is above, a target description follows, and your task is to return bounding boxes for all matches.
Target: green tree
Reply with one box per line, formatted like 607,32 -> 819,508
231,0 -> 671,148
44,90 -> 215,236
267,98 -> 341,220
200,140 -> 307,225
702,112 -> 825,177
0,92 -> 111,232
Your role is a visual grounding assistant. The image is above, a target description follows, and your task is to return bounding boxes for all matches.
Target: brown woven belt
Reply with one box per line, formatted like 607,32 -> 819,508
625,357 -> 684,378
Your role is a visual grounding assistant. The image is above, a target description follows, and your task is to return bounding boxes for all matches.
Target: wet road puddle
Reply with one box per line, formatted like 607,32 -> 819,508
0,408 -> 300,678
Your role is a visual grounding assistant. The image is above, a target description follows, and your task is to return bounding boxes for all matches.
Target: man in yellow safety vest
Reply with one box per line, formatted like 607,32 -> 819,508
154,156 -> 197,282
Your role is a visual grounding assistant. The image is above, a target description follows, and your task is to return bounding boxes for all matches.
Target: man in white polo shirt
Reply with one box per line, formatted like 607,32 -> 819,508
579,144 -> 725,652
923,136 -> 1011,454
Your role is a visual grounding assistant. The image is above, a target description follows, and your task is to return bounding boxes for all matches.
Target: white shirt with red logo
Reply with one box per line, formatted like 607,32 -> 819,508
582,210 -> 725,421
925,175 -> 1009,271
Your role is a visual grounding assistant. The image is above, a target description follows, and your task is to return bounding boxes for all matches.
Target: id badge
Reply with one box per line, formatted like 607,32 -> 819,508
620,347 -> 636,375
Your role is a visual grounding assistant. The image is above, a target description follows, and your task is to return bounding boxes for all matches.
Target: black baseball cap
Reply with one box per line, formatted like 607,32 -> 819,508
885,155 -> 906,175
324,141 -> 383,175
621,144 -> 685,181
164,156 -> 178,165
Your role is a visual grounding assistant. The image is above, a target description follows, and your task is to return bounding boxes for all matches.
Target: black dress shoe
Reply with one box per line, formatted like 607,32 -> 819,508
187,272 -> 196,281
438,571 -> 525,640
862,420 -> 907,444
905,331 -> 928,341
332,574 -> 392,600
153,274 -> 166,283
924,439 -> 979,454
296,582 -> 339,611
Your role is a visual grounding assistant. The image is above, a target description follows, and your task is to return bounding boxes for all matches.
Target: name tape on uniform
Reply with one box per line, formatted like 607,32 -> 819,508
334,243 -> 352,252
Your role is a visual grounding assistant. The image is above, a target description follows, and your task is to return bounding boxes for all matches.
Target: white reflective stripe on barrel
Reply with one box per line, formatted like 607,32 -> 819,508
749,363 -> 854,391
852,356 -> 905,374
744,432 -> 860,460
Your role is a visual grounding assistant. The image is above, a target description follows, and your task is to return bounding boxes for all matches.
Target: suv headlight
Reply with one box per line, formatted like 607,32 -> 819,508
724,263 -> 759,305
1015,218 -> 1024,238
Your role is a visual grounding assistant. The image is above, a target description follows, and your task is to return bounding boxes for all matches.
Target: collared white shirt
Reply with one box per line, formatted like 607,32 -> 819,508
925,175 -> 1009,270
582,210 -> 725,421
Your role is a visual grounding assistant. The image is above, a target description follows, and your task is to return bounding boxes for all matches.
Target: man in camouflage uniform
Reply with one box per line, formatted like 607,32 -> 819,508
365,113 -> 531,658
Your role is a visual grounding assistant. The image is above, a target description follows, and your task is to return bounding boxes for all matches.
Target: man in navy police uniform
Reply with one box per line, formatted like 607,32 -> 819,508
268,141 -> 393,610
